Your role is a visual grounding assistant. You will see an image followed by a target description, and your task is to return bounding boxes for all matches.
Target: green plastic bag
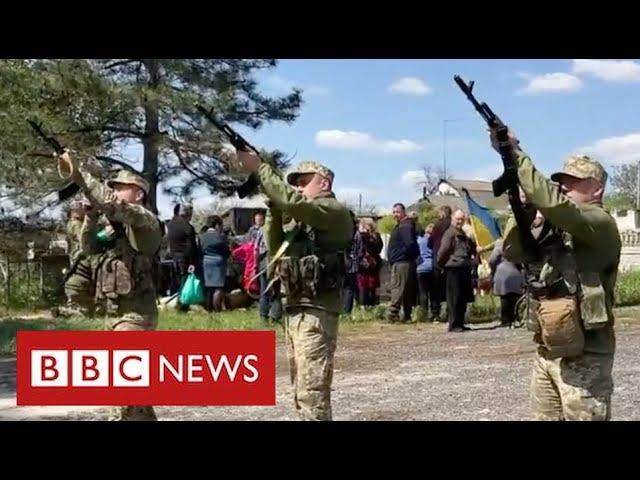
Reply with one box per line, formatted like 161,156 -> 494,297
179,271 -> 205,306
96,228 -> 111,244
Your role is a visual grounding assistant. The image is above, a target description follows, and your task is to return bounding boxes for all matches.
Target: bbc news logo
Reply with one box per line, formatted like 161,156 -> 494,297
17,331 -> 275,406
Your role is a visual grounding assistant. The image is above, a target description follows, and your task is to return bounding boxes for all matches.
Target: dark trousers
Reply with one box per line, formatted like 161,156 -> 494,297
446,267 -> 472,330
389,261 -> 417,321
259,272 -> 283,320
430,268 -> 446,316
259,272 -> 271,319
500,292 -> 520,325
360,287 -> 374,306
343,272 -> 359,313
418,271 -> 440,317
174,259 -> 191,312
205,287 -> 223,312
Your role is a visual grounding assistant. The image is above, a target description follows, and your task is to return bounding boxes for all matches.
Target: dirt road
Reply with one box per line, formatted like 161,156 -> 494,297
2,310 -> 639,421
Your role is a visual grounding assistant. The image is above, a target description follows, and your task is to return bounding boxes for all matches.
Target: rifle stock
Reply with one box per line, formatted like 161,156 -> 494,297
27,120 -> 82,202
196,105 -> 264,199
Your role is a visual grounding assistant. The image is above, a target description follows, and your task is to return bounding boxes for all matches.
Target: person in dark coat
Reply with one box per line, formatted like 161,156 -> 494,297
437,209 -> 476,332
427,205 -> 452,322
167,203 -> 200,310
357,218 -> 384,307
199,215 -> 231,312
489,239 -> 525,327
386,203 -> 420,322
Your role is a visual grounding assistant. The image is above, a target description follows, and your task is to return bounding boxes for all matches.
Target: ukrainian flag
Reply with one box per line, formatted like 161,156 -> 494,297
462,188 -> 501,249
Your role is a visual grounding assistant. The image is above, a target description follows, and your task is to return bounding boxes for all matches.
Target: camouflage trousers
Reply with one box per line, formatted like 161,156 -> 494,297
531,350 -> 614,421
64,272 -> 94,317
285,308 -> 338,421
106,311 -> 158,422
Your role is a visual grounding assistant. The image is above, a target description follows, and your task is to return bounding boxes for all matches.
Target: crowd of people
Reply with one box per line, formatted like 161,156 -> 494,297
163,204 -> 280,320
153,196 -> 527,332
343,202 -> 525,332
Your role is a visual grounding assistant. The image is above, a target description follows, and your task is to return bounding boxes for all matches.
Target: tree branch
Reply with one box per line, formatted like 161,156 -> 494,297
103,59 -> 139,70
94,156 -> 140,173
66,125 -> 145,137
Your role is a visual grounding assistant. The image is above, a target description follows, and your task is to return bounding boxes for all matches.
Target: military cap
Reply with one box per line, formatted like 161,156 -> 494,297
107,170 -> 150,195
286,161 -> 335,186
550,155 -> 608,186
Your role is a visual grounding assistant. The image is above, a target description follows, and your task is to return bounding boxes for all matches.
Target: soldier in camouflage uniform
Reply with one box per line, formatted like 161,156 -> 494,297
58,151 -> 162,421
492,129 -> 620,421
62,199 -> 95,316
235,150 -> 353,421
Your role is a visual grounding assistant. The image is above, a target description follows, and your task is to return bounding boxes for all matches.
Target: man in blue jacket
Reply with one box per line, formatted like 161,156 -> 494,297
386,203 -> 420,322
417,223 -> 439,321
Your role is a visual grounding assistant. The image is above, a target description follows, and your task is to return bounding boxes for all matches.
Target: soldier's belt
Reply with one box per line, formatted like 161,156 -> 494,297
530,281 -> 572,300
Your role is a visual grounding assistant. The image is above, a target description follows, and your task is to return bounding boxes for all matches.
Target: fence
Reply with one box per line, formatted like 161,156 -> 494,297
0,255 -> 68,309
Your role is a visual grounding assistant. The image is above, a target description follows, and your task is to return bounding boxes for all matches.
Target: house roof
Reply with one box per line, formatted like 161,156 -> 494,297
408,178 -> 510,213
445,178 -> 494,192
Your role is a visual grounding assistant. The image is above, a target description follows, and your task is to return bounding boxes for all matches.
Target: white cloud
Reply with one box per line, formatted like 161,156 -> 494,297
315,130 -> 422,154
387,77 -> 432,96
262,74 -> 331,97
400,170 -> 426,187
577,132 -> 640,165
572,59 -> 640,83
519,73 -> 583,94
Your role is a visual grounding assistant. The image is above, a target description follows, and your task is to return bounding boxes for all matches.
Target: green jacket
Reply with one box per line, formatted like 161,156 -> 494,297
77,170 -> 162,318
66,218 -> 84,263
258,163 -> 353,313
503,149 -> 621,355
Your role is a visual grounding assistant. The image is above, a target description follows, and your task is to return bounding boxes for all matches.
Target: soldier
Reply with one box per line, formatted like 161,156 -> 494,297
57,151 -> 162,421
63,198 -> 94,317
492,128 -> 620,421
235,151 -> 353,421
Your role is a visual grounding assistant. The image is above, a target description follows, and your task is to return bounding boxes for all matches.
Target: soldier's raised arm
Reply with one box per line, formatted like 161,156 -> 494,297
57,151 -> 159,235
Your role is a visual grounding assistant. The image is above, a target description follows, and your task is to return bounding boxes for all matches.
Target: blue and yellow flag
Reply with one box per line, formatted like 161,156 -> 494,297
462,188 -> 501,249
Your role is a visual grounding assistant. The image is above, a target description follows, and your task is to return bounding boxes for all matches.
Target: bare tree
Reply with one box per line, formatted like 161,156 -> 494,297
417,164 -> 444,197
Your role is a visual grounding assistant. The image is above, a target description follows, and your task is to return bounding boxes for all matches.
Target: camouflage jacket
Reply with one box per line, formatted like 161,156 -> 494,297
77,171 -> 162,317
65,218 -> 84,263
258,163 -> 353,313
503,149 -> 621,355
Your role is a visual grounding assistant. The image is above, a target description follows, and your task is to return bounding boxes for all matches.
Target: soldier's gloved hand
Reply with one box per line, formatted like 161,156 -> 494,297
55,148 -> 80,181
236,149 -> 262,173
489,127 -> 520,154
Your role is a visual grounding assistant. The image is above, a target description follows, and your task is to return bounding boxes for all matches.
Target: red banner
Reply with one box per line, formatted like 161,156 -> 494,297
17,331 -> 276,406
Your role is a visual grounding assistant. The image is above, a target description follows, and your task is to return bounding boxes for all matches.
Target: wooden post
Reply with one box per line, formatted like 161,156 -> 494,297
39,258 -> 44,300
5,259 -> 10,306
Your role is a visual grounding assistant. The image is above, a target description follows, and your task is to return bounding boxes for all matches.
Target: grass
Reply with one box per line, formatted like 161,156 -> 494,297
0,295 -> 503,355
616,270 -> 640,307
3,274 -> 640,357
0,317 -> 101,356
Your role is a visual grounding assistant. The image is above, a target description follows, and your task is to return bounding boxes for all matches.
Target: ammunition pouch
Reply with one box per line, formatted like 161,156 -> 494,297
276,252 -> 343,303
95,253 -> 155,315
536,296 -> 584,359
577,271 -> 609,331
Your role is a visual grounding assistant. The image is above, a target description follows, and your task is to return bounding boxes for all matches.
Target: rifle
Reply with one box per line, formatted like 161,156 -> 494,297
453,75 -> 540,261
196,105 -> 262,199
27,120 -> 80,202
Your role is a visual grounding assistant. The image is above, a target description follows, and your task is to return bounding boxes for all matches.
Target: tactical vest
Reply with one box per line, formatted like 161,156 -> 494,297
94,221 -> 158,315
519,224 -> 610,358
275,223 -> 347,309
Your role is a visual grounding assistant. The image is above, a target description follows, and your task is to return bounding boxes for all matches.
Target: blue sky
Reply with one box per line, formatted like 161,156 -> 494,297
155,59 -> 640,218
